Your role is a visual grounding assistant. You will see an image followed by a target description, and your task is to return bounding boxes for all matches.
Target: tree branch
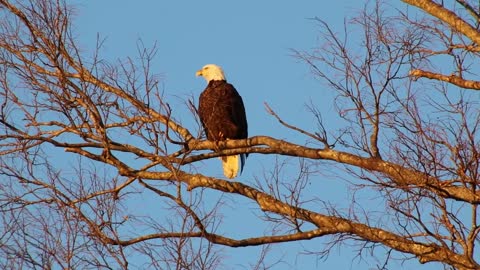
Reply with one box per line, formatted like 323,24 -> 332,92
402,0 -> 480,45
410,69 -> 480,90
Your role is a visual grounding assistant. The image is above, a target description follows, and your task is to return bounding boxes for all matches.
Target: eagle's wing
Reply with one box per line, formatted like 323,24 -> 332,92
199,81 -> 248,141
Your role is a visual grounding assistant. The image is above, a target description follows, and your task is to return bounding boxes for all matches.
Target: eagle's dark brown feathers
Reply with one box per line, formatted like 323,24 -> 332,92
198,80 -> 248,142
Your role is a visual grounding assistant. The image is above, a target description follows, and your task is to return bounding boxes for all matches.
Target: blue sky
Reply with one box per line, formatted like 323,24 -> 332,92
67,1 -> 443,269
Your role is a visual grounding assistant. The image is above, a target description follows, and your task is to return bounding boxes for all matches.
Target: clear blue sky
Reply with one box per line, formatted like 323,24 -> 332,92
69,1 -> 442,269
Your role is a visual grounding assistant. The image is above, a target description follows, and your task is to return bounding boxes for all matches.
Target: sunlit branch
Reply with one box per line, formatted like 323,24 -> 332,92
107,228 -> 336,247
410,69 -> 480,90
403,0 -> 480,45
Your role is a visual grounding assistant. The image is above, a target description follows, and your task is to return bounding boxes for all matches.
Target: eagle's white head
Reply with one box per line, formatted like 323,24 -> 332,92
196,64 -> 226,82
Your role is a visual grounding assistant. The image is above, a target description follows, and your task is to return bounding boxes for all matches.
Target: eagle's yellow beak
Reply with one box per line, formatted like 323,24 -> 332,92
195,69 -> 203,77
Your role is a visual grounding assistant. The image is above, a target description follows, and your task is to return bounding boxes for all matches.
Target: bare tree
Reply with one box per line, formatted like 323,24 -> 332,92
0,0 -> 479,269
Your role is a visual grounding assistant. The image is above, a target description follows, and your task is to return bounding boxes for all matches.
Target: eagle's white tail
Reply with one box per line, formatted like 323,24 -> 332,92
222,154 -> 246,179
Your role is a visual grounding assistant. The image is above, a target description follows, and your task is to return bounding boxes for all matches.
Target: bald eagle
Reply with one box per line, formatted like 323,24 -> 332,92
196,64 -> 248,179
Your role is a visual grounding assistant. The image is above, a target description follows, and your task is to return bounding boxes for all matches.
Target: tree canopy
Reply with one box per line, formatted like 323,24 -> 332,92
0,0 -> 479,269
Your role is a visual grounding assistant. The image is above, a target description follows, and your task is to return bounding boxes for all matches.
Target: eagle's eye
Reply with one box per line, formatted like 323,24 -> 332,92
205,66 -> 209,70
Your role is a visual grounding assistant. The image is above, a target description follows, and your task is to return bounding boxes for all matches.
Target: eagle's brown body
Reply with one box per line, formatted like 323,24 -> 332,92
198,80 -> 248,142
